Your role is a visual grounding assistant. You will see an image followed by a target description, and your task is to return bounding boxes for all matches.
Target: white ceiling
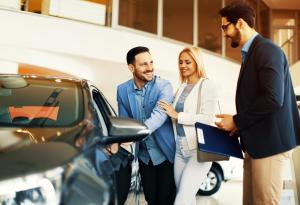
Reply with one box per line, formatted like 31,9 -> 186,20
262,0 -> 300,10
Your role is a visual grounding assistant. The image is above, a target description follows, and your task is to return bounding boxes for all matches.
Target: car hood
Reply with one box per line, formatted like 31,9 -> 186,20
0,124 -> 90,180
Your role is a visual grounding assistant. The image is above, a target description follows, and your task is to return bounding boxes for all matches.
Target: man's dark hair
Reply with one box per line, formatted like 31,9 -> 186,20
126,46 -> 150,65
219,1 -> 255,28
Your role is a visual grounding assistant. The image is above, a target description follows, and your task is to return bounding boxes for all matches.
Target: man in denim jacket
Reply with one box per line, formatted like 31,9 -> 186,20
116,46 -> 176,205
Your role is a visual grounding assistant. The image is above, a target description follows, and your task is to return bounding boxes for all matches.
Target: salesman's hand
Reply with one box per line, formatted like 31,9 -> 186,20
215,114 -> 237,136
157,100 -> 178,119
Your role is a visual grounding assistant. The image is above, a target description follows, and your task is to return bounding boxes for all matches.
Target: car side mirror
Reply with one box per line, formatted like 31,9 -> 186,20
100,116 -> 149,145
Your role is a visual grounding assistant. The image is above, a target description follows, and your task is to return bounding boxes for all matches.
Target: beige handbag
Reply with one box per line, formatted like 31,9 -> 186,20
196,79 -> 229,162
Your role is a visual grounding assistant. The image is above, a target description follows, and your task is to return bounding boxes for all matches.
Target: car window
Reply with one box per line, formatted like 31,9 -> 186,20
0,76 -> 83,127
92,90 -> 113,128
91,93 -> 108,136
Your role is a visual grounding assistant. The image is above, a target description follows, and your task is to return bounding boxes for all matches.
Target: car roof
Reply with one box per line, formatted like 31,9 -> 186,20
0,74 -> 85,84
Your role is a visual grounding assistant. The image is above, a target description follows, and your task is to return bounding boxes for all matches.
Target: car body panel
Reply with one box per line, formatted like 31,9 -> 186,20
0,74 -> 149,205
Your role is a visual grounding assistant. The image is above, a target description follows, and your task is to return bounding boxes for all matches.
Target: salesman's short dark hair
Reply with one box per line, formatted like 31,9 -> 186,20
126,46 -> 150,65
219,1 -> 255,28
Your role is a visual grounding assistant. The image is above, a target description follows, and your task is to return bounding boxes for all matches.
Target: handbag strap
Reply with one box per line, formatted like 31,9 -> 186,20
196,78 -> 207,114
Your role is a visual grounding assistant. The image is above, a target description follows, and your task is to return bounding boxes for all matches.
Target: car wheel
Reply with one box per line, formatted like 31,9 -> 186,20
197,166 -> 222,196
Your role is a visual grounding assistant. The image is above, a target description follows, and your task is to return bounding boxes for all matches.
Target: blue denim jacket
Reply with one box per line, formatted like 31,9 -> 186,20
117,76 -> 175,163
133,83 -> 166,165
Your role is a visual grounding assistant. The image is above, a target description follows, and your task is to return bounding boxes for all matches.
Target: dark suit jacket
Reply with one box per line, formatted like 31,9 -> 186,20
233,35 -> 300,159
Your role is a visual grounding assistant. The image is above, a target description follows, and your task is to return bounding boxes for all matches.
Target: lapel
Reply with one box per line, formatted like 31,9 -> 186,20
236,35 -> 262,92
126,80 -> 138,119
144,76 -> 156,108
172,78 -> 203,109
126,77 -> 156,118
173,83 -> 186,108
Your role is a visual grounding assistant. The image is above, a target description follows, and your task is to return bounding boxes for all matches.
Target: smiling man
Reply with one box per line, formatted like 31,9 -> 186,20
116,46 -> 176,205
216,2 -> 300,205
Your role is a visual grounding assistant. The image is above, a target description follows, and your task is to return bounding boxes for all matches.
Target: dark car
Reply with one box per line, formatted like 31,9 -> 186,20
0,74 -> 149,205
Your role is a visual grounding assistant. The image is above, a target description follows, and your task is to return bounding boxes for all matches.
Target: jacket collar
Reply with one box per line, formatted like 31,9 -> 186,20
128,76 -> 156,92
237,35 -> 262,91
126,76 -> 157,118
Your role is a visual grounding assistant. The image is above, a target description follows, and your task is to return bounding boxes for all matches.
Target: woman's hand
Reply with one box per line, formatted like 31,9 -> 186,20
158,100 -> 178,119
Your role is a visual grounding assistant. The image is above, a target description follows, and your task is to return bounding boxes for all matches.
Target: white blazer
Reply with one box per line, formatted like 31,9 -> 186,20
172,78 -> 218,150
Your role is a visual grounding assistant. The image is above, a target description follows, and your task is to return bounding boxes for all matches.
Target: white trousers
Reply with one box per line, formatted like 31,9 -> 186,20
174,137 -> 212,205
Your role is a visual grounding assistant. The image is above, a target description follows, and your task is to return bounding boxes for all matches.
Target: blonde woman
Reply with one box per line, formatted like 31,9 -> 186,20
158,47 -> 219,205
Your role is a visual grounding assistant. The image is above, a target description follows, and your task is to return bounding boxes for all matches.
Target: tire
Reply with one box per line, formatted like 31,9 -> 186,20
197,166 -> 222,196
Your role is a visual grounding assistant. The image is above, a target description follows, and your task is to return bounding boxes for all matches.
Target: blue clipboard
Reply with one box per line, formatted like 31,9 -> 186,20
195,122 -> 244,159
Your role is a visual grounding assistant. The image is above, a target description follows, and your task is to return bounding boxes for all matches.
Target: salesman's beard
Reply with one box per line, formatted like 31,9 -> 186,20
226,27 -> 241,48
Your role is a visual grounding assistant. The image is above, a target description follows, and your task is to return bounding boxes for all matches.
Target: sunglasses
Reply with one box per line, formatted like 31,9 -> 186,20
221,22 -> 232,31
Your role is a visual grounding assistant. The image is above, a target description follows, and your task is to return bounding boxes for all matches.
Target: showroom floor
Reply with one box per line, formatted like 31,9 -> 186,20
125,180 -> 297,205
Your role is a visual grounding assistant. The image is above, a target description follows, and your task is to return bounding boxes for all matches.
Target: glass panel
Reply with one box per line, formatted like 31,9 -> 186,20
87,0 -> 108,4
25,0 -> 110,25
272,11 -> 296,27
245,0 -> 257,11
86,0 -> 111,26
225,0 -> 242,62
28,0 -> 42,13
198,0 -> 222,53
298,11 -> 300,61
271,11 -> 297,64
225,0 -> 236,6
119,0 -> 158,34
273,28 -> 296,64
163,0 -> 193,44
245,0 -> 258,29
273,19 -> 295,27
259,0 -> 270,38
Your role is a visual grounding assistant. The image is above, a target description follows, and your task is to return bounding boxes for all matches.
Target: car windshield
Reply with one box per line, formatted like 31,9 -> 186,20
0,76 -> 83,127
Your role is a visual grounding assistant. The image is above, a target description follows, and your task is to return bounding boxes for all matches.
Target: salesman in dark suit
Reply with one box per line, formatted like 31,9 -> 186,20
216,2 -> 300,205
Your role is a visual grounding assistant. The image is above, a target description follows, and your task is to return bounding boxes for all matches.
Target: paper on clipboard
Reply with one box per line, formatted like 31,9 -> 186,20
196,128 -> 205,144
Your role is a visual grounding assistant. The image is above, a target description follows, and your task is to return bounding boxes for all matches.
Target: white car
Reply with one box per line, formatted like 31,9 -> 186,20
129,157 -> 243,196
198,158 -> 243,195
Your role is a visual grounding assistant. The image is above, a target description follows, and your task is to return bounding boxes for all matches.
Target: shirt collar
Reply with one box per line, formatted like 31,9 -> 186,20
242,33 -> 258,53
133,80 -> 150,91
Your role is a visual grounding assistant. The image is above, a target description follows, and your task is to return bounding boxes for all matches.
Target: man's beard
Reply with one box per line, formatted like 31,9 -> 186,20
229,28 -> 241,48
134,70 -> 153,83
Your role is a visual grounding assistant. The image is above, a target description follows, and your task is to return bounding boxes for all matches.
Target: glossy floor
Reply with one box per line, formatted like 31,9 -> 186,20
125,180 -> 297,205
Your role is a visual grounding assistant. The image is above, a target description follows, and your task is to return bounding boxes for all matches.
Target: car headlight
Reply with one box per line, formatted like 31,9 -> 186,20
0,167 -> 64,205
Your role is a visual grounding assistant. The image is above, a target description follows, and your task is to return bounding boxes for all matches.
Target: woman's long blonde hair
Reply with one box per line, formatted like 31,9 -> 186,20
178,47 -> 207,83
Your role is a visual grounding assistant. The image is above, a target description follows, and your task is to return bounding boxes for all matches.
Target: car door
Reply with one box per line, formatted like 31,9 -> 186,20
89,86 -> 120,205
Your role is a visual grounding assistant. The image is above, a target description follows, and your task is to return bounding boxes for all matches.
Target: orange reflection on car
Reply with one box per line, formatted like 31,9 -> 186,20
8,106 -> 59,120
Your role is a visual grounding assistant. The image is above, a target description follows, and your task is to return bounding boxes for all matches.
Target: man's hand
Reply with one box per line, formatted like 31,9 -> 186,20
105,143 -> 119,155
215,114 -> 237,136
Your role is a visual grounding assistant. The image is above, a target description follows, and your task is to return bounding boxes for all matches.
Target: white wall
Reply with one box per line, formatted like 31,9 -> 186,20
0,0 -> 20,10
0,9 -> 240,112
41,0 -> 106,25
0,60 -> 18,74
